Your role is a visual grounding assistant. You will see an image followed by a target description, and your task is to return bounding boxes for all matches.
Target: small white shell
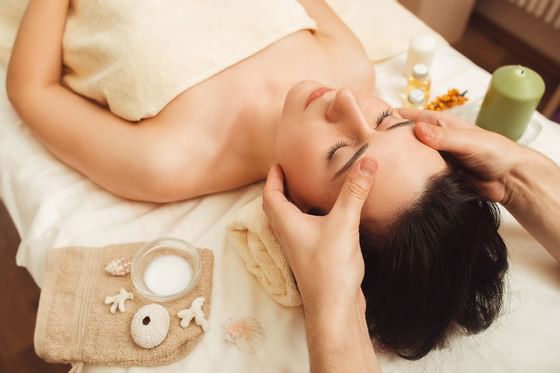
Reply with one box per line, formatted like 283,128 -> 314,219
224,317 -> 265,353
105,257 -> 131,276
130,304 -> 170,349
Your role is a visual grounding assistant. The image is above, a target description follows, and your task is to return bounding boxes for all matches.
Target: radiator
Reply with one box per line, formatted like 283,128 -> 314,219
509,0 -> 560,29
476,0 -> 560,64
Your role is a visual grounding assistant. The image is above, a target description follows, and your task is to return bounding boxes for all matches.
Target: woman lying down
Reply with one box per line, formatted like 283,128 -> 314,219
7,0 -> 507,360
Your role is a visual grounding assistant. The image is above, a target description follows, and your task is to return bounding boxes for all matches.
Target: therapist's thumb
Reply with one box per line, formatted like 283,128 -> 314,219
414,121 -> 474,156
330,158 -> 377,225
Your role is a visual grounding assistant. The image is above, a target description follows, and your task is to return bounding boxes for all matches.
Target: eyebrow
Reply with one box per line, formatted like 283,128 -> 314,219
387,120 -> 414,130
331,120 -> 415,180
332,143 -> 369,180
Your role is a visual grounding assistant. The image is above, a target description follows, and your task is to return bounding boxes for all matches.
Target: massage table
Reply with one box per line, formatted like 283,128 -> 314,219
1,1 -> 559,372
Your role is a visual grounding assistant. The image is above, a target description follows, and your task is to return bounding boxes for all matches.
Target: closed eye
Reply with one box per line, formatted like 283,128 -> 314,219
326,140 -> 350,160
376,108 -> 393,126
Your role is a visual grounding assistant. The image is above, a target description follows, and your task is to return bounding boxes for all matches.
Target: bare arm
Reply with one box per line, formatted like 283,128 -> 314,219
505,149 -> 560,261
305,299 -> 381,373
6,0 -> 170,201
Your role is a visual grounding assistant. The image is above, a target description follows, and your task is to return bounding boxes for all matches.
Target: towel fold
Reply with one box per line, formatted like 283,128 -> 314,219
34,242 -> 214,367
227,197 -> 302,307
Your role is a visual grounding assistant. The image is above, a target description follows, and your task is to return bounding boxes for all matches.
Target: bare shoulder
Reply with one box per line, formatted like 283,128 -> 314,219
297,0 -> 359,43
141,112 -> 261,202
297,0 -> 375,91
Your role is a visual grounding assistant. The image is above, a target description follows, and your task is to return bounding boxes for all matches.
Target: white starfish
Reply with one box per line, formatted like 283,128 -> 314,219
104,288 -> 134,313
177,296 -> 208,331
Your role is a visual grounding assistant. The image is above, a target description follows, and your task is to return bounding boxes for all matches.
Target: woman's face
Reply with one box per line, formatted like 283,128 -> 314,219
275,80 -> 447,226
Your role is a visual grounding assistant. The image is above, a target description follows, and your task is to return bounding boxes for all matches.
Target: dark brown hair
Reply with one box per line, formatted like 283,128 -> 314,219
360,157 -> 508,360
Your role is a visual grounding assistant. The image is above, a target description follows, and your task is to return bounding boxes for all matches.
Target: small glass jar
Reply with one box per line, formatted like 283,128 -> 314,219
407,63 -> 431,100
131,237 -> 201,302
404,88 -> 426,109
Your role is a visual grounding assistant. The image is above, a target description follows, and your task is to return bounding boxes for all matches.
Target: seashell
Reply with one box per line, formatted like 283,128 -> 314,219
224,317 -> 265,353
105,257 -> 131,276
130,304 -> 170,349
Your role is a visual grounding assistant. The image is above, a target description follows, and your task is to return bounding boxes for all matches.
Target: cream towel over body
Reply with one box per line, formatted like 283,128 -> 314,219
228,196 -> 302,307
0,1 -> 443,120
62,0 -> 316,121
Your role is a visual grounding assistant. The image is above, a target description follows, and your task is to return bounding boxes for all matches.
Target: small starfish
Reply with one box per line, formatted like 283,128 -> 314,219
104,288 -> 134,313
177,296 -> 208,331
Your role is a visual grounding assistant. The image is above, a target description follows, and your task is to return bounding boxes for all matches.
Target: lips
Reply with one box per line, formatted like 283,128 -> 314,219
304,86 -> 334,110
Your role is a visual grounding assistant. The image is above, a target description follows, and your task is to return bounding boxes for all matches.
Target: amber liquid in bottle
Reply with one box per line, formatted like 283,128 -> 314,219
406,63 -> 431,106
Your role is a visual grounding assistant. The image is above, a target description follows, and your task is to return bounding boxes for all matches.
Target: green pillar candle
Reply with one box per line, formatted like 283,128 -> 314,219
476,65 -> 545,141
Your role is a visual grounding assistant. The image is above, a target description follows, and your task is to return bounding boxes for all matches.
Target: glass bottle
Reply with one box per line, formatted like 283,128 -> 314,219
407,63 -> 431,104
404,88 -> 426,109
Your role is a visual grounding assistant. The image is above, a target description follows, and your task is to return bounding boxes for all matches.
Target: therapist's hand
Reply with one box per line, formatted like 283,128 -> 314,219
398,108 -> 529,206
399,107 -> 560,262
262,158 -> 377,314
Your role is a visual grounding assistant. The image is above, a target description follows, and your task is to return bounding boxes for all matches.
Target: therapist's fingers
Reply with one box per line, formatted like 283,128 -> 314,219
263,164 -> 302,224
398,108 -> 471,129
413,121 -> 477,156
329,158 -> 377,227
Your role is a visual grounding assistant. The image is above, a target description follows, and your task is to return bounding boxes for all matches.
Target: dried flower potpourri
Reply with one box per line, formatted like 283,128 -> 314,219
426,89 -> 468,111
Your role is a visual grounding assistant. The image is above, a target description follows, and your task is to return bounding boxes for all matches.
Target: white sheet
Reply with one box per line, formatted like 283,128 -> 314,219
1,33 -> 560,373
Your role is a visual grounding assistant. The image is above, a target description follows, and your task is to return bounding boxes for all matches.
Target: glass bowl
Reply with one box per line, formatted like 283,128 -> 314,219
131,237 -> 201,302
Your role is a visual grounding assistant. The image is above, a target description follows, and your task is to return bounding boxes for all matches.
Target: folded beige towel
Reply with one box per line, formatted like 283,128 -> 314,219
60,0 -> 315,121
227,197 -> 302,307
34,242 -> 214,367
0,0 -> 26,67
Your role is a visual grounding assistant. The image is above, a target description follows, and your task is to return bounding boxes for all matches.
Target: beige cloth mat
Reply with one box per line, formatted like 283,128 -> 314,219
34,242 -> 213,367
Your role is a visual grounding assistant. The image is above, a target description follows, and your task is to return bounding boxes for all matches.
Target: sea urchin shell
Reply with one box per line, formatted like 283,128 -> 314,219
130,304 -> 170,349
105,257 -> 131,276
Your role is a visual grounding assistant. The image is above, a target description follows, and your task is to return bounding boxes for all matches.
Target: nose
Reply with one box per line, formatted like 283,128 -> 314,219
326,88 -> 370,137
